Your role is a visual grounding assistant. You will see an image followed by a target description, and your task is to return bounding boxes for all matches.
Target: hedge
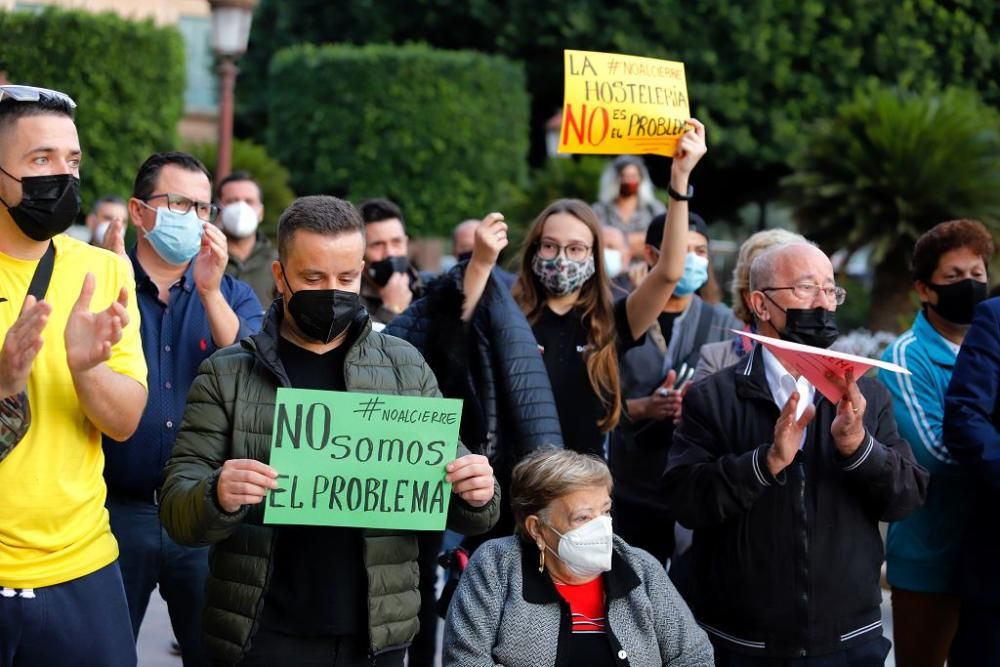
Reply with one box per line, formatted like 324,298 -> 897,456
266,43 -> 529,237
0,7 -> 185,214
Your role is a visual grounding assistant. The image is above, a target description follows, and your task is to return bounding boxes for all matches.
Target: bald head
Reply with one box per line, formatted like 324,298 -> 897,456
452,219 -> 480,256
749,242 -> 830,294
748,242 -> 835,336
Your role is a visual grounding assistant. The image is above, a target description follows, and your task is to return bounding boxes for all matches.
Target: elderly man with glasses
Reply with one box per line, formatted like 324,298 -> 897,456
0,84 -> 149,666
97,152 -> 263,666
664,241 -> 928,667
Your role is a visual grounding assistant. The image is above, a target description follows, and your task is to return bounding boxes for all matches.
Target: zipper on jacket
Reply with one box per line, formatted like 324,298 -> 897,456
795,457 -> 810,656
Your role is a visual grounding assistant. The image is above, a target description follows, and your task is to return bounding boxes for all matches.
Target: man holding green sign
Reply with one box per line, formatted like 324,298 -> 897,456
159,196 -> 500,667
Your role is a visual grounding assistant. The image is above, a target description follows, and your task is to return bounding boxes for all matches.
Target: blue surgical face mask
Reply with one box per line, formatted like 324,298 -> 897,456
674,252 -> 709,296
141,203 -> 203,265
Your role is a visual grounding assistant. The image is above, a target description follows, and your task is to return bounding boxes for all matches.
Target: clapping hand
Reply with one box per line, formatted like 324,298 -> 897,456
0,296 -> 51,398
65,273 -> 129,373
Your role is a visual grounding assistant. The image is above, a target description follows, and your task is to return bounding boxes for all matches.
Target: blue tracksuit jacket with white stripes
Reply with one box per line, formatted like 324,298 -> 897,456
880,310 -> 970,593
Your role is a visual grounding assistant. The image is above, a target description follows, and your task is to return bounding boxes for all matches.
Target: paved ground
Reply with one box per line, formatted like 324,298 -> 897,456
137,590 -> 180,667
137,586 -> 896,666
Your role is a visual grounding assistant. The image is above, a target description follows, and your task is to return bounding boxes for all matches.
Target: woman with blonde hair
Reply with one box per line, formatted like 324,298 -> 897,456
443,449 -> 713,666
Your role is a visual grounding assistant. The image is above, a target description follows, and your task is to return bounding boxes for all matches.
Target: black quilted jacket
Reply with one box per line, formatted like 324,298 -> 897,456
385,264 -> 563,469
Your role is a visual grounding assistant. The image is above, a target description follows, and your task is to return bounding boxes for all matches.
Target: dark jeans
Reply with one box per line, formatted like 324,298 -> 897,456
407,531 -> 443,667
239,627 -> 404,667
711,636 -> 891,667
107,495 -> 209,667
949,603 -> 1000,667
0,561 -> 136,667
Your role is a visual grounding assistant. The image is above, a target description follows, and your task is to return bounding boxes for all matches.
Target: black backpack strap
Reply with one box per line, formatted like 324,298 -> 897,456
27,242 -> 55,301
682,302 -> 716,370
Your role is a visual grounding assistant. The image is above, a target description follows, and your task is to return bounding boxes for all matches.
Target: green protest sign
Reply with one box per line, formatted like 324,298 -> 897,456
263,388 -> 462,531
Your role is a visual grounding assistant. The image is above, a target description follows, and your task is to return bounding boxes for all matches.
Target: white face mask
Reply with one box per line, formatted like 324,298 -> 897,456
93,221 -> 111,247
220,201 -> 260,239
603,248 -> 624,279
545,514 -> 613,579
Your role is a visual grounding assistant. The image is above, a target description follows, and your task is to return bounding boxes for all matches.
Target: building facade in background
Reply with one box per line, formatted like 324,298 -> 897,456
0,0 -> 217,142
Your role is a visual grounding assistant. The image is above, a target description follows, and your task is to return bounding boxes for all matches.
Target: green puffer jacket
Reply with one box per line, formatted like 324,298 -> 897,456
159,304 -> 500,665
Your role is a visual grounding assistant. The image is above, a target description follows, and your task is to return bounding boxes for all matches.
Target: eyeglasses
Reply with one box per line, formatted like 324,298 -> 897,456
537,240 -> 592,262
762,283 -> 847,305
0,85 -> 77,110
143,193 -> 219,223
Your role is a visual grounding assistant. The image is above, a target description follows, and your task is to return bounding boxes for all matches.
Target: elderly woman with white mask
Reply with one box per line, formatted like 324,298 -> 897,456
443,449 -> 712,667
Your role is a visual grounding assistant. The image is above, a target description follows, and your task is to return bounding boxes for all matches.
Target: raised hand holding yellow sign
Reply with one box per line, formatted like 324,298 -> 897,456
558,49 -> 690,157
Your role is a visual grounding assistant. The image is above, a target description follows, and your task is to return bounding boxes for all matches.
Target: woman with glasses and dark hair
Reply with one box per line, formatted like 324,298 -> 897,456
460,120 -> 707,460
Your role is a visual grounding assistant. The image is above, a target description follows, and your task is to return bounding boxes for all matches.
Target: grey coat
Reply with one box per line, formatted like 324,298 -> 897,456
443,536 -> 713,667
692,339 -> 744,383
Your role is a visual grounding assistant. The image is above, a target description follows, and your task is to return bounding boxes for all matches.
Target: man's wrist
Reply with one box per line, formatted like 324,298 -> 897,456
66,353 -> 99,376
626,397 -> 649,421
197,285 -> 223,302
765,445 -> 787,477
835,431 -> 865,458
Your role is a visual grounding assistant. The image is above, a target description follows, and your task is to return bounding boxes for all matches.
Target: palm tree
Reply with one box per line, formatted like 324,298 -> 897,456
783,86 -> 1000,332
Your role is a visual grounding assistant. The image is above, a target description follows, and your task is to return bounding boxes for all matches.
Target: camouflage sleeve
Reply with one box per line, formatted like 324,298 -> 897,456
0,391 -> 30,464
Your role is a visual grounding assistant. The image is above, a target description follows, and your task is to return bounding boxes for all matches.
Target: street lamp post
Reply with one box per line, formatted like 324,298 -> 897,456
208,0 -> 257,181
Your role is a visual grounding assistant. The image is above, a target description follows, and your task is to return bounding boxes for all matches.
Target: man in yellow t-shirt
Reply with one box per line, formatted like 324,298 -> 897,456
0,85 -> 148,667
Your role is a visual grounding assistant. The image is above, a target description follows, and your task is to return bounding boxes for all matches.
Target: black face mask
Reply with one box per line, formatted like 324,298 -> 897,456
456,251 -> 473,264
927,278 -> 988,325
781,308 -> 840,349
763,292 -> 840,348
366,255 -> 410,287
0,166 -> 81,241
281,268 -> 361,344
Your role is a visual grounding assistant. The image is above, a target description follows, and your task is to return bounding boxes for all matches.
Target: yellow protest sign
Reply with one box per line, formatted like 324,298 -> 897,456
558,49 -> 690,157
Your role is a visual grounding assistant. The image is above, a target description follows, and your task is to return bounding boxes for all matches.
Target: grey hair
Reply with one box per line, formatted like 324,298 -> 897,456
748,240 -> 820,294
510,448 -> 613,539
731,229 -> 806,323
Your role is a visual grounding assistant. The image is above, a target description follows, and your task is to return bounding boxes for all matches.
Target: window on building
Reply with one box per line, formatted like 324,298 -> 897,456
13,2 -> 45,13
178,14 -> 217,113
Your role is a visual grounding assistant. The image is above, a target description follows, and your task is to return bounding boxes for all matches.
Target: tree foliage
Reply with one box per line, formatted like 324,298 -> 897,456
0,7 -> 185,213
237,1 -> 1000,220
784,85 -> 1000,330
265,43 -> 529,237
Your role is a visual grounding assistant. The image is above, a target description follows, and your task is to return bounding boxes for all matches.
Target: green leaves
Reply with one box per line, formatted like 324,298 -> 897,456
784,85 -> 1000,328
265,43 -> 530,237
0,7 -> 185,214
242,1 -> 1000,223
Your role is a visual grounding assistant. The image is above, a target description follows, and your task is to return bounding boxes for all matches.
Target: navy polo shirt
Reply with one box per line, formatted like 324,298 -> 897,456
102,250 -> 264,498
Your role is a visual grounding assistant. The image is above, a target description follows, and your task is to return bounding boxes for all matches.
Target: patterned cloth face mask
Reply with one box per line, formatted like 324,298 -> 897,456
531,253 -> 596,297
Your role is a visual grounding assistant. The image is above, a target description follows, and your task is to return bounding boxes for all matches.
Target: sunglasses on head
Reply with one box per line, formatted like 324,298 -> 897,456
0,85 -> 77,109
